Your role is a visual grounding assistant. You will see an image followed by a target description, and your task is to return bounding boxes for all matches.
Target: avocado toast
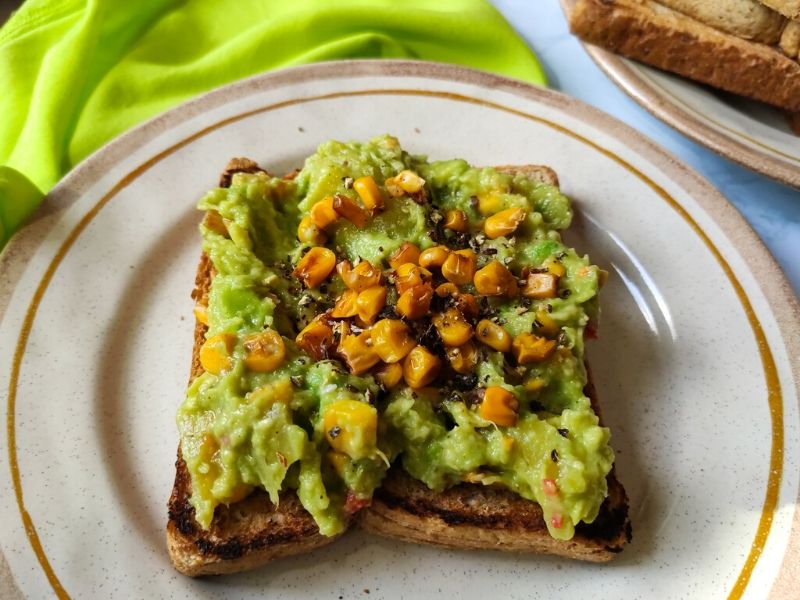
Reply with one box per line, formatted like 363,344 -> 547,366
167,137 -> 631,575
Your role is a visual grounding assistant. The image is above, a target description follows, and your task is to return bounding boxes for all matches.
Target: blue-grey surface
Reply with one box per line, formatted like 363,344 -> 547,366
492,0 -> 800,297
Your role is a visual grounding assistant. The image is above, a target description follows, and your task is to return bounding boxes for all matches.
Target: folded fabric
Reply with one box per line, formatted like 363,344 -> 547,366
0,0 -> 546,248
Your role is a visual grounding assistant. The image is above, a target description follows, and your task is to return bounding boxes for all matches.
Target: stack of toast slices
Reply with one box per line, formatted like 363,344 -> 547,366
565,0 -> 800,114
166,160 -> 632,577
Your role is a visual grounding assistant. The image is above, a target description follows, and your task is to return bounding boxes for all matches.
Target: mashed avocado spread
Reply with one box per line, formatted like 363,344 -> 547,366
178,136 -> 614,540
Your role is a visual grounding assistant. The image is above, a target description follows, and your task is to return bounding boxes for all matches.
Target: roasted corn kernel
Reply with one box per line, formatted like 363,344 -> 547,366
446,341 -> 479,374
524,377 -> 546,394
475,319 -> 512,353
484,207 -> 526,239
473,260 -> 518,297
477,191 -> 504,215
356,286 -> 387,325
295,317 -> 335,361
309,196 -> 339,229
523,272 -> 558,299
193,304 -> 209,326
433,308 -> 473,346
323,399 -> 378,459
353,176 -> 385,213
248,378 -> 293,407
297,216 -> 327,245
339,260 -> 382,291
326,450 -> 349,477
338,330 -> 381,375
243,329 -> 286,372
331,290 -> 359,318
374,361 -> 404,389
403,345 -> 442,388
396,283 -> 433,320
534,307 -> 559,337
444,209 -> 468,232
453,292 -> 479,320
385,170 -> 425,196
332,193 -> 369,228
388,242 -> 421,269
543,256 -> 567,278
200,332 -> 236,374
512,332 -> 556,364
419,245 -> 450,269
293,247 -> 336,288
441,249 -> 477,285
479,386 -> 519,427
204,210 -> 228,237
195,433 -> 252,504
394,263 -> 432,295
435,282 -> 459,297
371,319 -> 415,363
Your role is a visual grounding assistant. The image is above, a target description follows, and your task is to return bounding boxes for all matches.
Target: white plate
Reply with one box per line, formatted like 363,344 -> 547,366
573,39 -> 800,189
1,60 -> 798,599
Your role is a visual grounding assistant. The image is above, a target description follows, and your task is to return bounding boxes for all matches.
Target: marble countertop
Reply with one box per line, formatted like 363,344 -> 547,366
492,0 -> 800,297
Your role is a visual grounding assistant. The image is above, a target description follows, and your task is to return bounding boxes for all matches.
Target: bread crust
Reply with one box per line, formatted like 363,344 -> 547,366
167,160 -> 630,575
568,0 -> 800,112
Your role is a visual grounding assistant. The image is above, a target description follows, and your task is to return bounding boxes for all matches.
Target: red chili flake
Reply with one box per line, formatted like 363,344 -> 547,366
276,452 -> 288,468
550,513 -> 563,529
344,491 -> 371,514
542,478 -> 559,496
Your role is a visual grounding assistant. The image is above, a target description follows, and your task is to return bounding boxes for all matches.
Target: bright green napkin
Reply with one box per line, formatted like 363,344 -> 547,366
0,0 -> 546,248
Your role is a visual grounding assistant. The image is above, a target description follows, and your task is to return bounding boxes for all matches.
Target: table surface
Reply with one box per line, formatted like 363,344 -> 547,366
1,0 -> 798,296
492,0 -> 800,297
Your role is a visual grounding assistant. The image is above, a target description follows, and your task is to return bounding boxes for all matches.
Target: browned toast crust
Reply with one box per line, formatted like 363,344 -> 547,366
360,469 -> 630,562
567,0 -> 800,112
167,159 -> 630,575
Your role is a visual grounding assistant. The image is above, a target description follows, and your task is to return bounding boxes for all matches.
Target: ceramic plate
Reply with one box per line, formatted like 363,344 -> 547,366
564,28 -> 800,189
0,61 -> 798,599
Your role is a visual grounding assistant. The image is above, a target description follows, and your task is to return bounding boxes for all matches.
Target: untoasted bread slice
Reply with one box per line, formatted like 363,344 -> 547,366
566,0 -> 800,112
167,164 -> 348,577
359,165 -> 631,563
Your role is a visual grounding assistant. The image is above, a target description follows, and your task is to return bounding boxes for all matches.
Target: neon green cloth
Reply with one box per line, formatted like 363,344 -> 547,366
0,0 -> 546,248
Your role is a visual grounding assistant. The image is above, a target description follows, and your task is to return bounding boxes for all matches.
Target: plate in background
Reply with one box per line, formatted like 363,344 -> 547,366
560,0 -> 800,189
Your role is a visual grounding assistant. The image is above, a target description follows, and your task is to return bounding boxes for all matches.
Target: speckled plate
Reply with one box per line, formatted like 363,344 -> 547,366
1,61 -> 799,599
559,0 -> 800,189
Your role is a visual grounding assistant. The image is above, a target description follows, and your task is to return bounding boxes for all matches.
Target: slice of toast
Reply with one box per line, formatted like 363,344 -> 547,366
566,0 -> 800,112
759,0 -> 800,21
166,163 -> 349,577
168,160 -> 629,575
359,166 -> 631,563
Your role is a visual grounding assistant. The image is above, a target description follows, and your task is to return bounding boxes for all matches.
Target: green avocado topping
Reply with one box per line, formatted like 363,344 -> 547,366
177,135 -> 614,540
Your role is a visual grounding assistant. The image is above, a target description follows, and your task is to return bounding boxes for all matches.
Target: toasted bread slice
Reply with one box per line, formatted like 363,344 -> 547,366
166,163 -> 349,577
760,0 -> 800,21
359,166 -> 631,563
168,160 -> 629,575
566,0 -> 800,112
